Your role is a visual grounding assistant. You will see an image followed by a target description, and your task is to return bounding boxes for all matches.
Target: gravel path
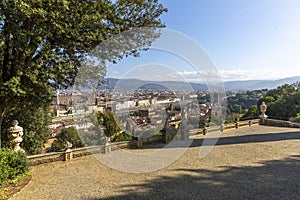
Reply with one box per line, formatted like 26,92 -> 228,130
10,125 -> 300,200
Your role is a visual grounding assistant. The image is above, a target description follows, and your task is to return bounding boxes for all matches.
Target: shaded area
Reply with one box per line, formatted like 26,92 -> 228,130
90,156 -> 300,200
137,130 -> 300,150
197,130 -> 300,147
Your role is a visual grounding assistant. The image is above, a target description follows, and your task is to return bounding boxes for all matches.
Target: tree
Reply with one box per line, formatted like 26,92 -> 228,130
226,89 -> 267,121
257,83 -> 300,120
97,110 -> 121,140
241,105 -> 259,120
0,0 -> 167,149
1,100 -> 51,155
52,127 -> 84,151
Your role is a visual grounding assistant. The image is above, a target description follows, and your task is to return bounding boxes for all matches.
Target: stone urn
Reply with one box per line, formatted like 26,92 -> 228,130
260,102 -> 268,119
260,102 -> 268,125
8,120 -> 25,153
64,141 -> 73,152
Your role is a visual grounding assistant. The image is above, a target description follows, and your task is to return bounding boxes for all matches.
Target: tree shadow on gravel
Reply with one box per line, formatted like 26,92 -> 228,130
88,155 -> 300,200
192,130 -> 300,147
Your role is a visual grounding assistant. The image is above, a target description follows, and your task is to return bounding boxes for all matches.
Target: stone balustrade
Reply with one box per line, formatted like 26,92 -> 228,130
28,118 -> 300,166
263,118 -> 300,128
28,136 -> 164,166
220,119 -> 260,132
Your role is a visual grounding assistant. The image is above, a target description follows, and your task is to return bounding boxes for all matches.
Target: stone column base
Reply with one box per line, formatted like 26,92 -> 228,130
101,144 -> 111,154
64,149 -> 72,161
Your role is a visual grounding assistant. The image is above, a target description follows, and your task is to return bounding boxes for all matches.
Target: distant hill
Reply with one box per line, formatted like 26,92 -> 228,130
100,78 -> 208,91
100,76 -> 300,91
224,76 -> 300,91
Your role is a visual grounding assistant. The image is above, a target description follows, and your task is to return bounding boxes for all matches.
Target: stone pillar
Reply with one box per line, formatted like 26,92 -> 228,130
181,108 -> 189,140
136,138 -> 143,148
101,137 -> 111,154
103,142 -> 111,153
8,120 -> 25,153
220,124 -> 225,132
260,102 -> 268,125
203,127 -> 208,135
63,141 -> 73,161
235,122 -> 239,129
163,131 -> 171,143
235,118 -> 239,129
64,149 -> 72,161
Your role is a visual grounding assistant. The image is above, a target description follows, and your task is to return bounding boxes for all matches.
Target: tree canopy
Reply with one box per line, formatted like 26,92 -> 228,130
0,0 -> 167,151
52,127 -> 84,151
258,83 -> 300,120
97,110 -> 121,140
226,90 -> 266,122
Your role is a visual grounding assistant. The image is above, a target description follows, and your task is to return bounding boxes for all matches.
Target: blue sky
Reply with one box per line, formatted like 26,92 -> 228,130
106,0 -> 300,81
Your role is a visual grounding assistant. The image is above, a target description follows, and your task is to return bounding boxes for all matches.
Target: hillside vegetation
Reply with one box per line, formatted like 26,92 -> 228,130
226,82 -> 300,122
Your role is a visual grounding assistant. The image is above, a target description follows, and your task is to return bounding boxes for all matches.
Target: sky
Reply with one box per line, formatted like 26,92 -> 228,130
106,0 -> 300,82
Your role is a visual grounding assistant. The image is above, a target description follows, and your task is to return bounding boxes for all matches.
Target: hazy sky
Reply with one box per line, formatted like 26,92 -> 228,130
106,0 -> 300,81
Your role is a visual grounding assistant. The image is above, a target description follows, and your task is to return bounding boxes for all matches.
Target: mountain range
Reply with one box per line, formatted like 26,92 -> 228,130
100,76 -> 300,91
224,76 -> 300,90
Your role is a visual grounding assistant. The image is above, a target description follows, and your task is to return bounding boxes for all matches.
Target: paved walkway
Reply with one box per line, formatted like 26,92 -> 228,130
11,125 -> 300,200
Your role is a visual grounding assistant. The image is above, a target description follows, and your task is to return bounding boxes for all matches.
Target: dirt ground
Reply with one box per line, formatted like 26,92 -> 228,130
10,125 -> 300,200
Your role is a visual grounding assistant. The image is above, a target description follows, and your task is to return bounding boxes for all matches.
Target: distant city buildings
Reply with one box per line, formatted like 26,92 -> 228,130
50,89 -> 214,138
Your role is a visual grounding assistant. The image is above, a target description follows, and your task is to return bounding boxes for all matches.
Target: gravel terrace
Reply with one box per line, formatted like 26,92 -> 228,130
10,125 -> 300,200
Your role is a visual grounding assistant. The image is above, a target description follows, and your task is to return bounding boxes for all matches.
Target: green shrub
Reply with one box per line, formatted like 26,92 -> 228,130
51,127 -> 84,151
289,113 -> 300,123
113,131 -> 132,142
0,148 -> 29,185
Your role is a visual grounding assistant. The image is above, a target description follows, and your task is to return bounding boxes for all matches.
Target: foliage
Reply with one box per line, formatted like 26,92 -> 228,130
258,83 -> 300,120
97,110 -> 121,140
1,104 -> 51,155
226,90 -> 266,114
79,130 -> 103,146
187,116 -> 208,128
198,93 -> 210,104
226,83 -> 300,122
0,0 -> 167,150
130,111 -> 140,117
225,113 -> 240,124
240,105 -> 259,120
75,111 -> 104,146
0,148 -> 29,185
113,131 -> 132,142
51,127 -> 84,151
289,113 -> 300,123
167,126 -> 178,139
225,89 -> 267,123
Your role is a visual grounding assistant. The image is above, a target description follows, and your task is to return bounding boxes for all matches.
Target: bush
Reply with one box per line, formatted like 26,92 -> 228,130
51,127 -> 84,151
289,113 -> 300,123
113,131 -> 132,142
0,148 -> 29,185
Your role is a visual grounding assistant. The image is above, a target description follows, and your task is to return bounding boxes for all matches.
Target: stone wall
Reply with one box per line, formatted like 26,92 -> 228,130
28,119 -> 269,166
263,118 -> 300,128
140,136 -> 164,146
28,152 -> 64,166
28,136 -> 164,166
